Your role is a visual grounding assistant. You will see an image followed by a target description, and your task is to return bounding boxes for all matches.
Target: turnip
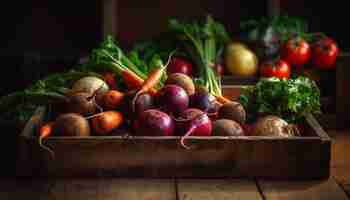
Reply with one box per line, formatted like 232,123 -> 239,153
135,109 -> 174,136
53,113 -> 91,136
158,84 -> 189,114
218,101 -> 246,124
176,108 -> 212,149
71,76 -> 109,102
253,115 -> 300,137
212,119 -> 244,136
165,73 -> 195,96
65,92 -> 98,116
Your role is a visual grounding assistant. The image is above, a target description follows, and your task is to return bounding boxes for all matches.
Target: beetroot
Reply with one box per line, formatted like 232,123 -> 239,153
134,93 -> 155,115
135,109 -> 174,136
158,84 -> 189,114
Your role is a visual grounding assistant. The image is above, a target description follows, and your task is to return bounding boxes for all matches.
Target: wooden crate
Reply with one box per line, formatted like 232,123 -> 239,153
17,86 -> 331,179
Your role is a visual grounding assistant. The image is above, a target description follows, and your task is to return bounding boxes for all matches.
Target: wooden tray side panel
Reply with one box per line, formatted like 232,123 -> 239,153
19,136 -> 330,179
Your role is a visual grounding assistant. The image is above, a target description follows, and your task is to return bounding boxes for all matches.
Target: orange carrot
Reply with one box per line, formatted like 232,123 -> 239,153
138,67 -> 165,94
39,122 -> 55,158
91,111 -> 124,135
121,70 -> 144,90
102,90 -> 125,110
121,70 -> 157,95
215,95 -> 232,104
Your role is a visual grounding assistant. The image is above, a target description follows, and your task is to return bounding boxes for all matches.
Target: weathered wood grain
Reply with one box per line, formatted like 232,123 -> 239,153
46,178 -> 176,200
258,178 -> 348,200
177,179 -> 262,200
331,129 -> 350,190
1,178 -> 176,200
19,135 -> 330,179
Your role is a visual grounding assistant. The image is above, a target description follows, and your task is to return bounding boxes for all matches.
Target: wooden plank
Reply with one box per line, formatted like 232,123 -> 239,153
177,179 -> 262,200
340,183 -> 350,198
258,178 -> 349,200
221,76 -> 257,85
0,179 -> 50,199
101,179 -> 176,200
0,178 -> 176,200
331,130 -> 350,168
222,85 -> 246,101
20,136 -> 329,179
47,179 -> 100,200
305,113 -> 330,140
333,167 -> 350,187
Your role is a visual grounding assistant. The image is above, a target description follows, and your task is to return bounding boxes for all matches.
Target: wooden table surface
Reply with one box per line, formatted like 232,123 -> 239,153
1,129 -> 350,200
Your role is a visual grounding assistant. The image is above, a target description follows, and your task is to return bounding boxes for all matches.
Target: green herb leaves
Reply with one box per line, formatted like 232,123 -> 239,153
239,77 -> 321,123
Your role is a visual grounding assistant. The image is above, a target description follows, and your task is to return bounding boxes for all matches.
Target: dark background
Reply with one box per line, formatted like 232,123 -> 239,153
0,1 -> 344,95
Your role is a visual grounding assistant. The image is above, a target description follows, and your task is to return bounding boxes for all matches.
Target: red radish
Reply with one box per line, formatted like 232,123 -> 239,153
135,109 -> 174,136
102,90 -> 125,110
167,57 -> 193,76
158,84 -> 189,114
176,108 -> 212,149
90,111 -> 124,135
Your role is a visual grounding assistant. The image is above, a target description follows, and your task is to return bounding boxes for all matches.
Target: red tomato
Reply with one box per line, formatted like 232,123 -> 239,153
281,37 -> 311,66
311,37 -> 339,70
167,57 -> 193,76
260,59 -> 291,79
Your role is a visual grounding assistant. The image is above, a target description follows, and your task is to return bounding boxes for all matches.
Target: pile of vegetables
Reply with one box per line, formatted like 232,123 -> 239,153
0,14 -> 324,156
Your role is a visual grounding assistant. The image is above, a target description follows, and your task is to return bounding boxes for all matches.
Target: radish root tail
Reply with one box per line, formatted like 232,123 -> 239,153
284,124 -> 301,137
131,91 -> 142,113
180,126 -> 196,150
39,136 -> 55,160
